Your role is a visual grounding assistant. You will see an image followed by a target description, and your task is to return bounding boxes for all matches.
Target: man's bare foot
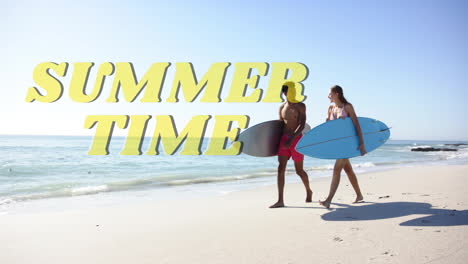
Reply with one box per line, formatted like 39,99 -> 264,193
319,199 -> 331,209
352,194 -> 364,204
306,190 -> 313,203
269,201 -> 285,208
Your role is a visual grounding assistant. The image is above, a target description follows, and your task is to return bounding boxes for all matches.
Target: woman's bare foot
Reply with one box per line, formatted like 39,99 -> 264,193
269,201 -> 285,208
352,194 -> 364,204
306,190 -> 313,203
319,199 -> 331,208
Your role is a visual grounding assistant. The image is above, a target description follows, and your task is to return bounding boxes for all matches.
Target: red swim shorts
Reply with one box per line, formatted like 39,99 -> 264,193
277,134 -> 304,162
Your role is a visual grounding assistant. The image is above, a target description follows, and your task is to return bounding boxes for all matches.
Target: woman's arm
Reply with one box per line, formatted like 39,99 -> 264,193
345,104 -> 366,156
326,105 -> 332,121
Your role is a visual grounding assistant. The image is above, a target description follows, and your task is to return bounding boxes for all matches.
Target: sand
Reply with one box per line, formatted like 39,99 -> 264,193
1,165 -> 467,264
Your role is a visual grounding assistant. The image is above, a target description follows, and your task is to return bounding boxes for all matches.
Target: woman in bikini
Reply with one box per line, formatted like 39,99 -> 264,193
319,85 -> 366,208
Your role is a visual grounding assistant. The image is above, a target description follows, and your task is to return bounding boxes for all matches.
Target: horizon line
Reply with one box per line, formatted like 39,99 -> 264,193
0,134 -> 467,142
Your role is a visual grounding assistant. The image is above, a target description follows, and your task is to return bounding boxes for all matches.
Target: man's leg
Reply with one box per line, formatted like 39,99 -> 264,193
294,160 -> 312,202
270,155 -> 289,208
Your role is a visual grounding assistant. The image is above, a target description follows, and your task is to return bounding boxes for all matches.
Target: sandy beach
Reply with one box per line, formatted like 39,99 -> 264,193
1,164 -> 467,264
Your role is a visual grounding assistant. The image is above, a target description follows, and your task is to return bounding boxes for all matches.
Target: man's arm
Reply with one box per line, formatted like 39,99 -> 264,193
279,103 -> 285,121
291,103 -> 306,139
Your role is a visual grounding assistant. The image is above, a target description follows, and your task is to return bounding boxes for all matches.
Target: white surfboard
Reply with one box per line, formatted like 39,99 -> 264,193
238,120 -> 311,157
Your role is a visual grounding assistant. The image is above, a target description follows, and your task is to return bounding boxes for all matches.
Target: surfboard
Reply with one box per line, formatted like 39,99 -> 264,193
238,120 -> 311,157
296,117 -> 390,159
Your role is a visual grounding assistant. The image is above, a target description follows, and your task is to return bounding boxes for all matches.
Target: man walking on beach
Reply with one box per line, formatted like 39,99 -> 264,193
270,83 -> 313,208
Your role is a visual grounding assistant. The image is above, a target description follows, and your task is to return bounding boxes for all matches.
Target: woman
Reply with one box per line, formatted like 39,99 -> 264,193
319,85 -> 366,208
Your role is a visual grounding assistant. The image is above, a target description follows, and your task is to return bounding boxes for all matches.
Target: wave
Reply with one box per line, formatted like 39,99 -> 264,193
2,147 -> 468,206
0,162 -> 389,205
0,171 -> 277,204
445,151 -> 468,160
70,185 -> 109,195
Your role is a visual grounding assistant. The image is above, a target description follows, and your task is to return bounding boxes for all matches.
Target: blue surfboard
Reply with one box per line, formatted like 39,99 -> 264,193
296,117 -> 390,159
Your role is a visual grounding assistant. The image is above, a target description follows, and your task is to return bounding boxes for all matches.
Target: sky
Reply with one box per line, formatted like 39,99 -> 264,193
2,0 -> 467,140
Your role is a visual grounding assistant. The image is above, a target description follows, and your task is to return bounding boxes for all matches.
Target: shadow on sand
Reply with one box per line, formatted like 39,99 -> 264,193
320,202 -> 468,226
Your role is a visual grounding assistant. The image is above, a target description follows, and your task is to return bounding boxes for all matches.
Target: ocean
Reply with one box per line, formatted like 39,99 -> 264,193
1,135 -> 467,214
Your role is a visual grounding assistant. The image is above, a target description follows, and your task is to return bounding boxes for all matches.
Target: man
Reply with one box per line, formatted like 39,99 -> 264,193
270,84 -> 312,208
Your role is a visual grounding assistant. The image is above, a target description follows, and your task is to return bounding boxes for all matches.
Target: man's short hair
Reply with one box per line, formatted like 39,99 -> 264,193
281,85 -> 288,93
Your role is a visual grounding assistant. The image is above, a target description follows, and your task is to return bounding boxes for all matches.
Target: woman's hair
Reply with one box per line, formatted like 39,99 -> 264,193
331,85 -> 350,105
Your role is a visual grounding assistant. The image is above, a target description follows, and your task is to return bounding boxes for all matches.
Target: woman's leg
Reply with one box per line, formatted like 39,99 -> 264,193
343,159 -> 364,203
320,159 -> 346,208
